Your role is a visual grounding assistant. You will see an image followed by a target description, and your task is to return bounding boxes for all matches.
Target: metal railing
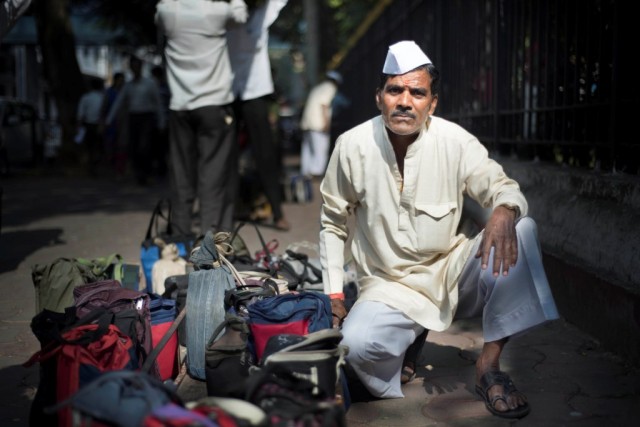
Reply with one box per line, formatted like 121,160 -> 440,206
335,0 -> 635,173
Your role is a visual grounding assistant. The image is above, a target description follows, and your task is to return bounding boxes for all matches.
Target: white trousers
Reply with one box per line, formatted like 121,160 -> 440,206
301,130 -> 329,176
341,217 -> 559,398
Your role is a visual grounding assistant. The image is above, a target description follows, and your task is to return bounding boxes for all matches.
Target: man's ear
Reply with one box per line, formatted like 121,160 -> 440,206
375,89 -> 382,111
429,95 -> 438,115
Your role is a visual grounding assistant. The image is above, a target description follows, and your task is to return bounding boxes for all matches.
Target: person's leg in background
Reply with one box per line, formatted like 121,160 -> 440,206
169,109 -> 198,235
196,105 -> 237,234
241,97 -> 290,230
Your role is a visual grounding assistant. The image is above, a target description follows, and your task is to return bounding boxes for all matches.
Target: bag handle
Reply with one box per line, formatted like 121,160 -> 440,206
230,222 -> 274,267
75,253 -> 123,281
145,199 -> 191,241
205,313 -> 248,347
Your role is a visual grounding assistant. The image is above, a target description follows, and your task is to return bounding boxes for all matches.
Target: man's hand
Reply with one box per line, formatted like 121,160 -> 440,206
330,298 -> 347,328
475,206 -> 518,277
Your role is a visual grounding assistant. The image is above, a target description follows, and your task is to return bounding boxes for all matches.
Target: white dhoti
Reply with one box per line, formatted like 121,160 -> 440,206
301,130 -> 330,176
341,217 -> 560,398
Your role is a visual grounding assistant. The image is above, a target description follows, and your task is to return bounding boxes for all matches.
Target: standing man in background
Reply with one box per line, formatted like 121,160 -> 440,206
300,70 -> 342,177
77,78 -> 105,174
227,0 -> 290,231
106,56 -> 164,186
101,72 -> 126,176
156,0 -> 248,235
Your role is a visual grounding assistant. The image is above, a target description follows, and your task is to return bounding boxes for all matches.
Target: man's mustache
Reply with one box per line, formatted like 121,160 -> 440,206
392,111 -> 416,119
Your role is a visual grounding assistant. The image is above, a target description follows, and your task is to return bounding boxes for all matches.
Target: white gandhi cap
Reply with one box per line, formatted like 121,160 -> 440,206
382,41 -> 432,75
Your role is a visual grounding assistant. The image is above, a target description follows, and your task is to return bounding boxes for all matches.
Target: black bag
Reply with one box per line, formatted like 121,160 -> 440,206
245,363 -> 346,427
141,199 -> 196,291
205,313 -> 254,398
224,278 -> 280,316
260,329 -> 348,399
73,279 -> 155,374
26,309 -> 139,427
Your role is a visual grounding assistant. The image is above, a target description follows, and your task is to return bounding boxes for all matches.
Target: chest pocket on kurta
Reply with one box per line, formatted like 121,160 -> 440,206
413,202 -> 457,253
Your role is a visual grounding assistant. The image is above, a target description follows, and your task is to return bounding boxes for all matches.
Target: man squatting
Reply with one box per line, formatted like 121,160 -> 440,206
319,40 -> 559,419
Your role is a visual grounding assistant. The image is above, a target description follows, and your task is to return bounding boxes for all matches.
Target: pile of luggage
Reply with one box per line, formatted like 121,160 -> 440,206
24,202 -> 353,427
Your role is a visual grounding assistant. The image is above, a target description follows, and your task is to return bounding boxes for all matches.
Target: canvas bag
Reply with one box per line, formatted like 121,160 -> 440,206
162,274 -> 189,346
260,329 -> 348,399
24,317 -> 137,427
186,231 -> 236,380
149,295 -> 179,381
247,292 -> 332,363
204,313 -> 254,398
245,362 -> 346,427
47,370 -> 181,427
32,254 -> 129,314
73,279 -> 155,375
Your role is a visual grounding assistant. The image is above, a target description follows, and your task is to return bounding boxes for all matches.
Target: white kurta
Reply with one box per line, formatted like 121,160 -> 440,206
319,115 -> 528,332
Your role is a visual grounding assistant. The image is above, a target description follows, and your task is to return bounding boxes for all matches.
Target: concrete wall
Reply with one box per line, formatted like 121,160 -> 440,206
501,159 -> 640,364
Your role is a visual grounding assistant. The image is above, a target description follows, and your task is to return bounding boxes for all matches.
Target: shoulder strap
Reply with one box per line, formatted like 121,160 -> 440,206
141,307 -> 187,374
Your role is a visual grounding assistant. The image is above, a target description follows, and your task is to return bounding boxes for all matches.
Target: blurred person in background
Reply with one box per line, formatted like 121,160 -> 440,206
101,72 -> 126,176
227,0 -> 290,231
299,70 -> 342,178
76,78 -> 105,174
106,56 -> 164,186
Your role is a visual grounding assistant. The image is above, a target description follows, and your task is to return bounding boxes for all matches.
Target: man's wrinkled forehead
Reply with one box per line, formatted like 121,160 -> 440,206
384,70 -> 431,94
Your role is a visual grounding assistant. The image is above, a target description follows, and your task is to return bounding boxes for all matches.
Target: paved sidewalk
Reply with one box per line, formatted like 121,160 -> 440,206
1,172 -> 638,426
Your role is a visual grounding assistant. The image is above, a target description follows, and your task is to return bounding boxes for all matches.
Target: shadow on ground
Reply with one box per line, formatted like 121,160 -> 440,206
0,364 -> 38,427
1,175 -> 168,228
0,229 -> 65,273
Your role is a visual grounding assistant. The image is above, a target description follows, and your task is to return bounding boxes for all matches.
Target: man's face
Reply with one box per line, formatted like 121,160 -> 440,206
376,69 -> 438,138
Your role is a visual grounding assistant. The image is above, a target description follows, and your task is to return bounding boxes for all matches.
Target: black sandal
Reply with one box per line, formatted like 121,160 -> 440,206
475,370 -> 530,419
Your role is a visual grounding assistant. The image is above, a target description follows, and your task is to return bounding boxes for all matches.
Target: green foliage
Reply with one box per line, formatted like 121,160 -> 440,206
71,0 -> 158,46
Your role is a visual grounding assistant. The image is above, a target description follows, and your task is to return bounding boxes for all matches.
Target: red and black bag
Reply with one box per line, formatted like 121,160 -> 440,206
246,292 -> 332,363
25,311 -> 138,427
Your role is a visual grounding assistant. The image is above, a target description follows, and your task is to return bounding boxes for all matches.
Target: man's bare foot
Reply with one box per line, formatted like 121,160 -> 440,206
475,345 -> 530,418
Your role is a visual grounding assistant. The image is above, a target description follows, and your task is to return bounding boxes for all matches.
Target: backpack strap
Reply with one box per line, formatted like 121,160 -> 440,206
141,307 -> 187,374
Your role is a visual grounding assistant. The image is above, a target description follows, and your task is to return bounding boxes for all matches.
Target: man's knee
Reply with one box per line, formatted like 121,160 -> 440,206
516,216 -> 536,234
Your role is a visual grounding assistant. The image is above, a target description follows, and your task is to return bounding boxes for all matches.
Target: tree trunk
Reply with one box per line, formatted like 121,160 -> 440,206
32,0 -> 85,166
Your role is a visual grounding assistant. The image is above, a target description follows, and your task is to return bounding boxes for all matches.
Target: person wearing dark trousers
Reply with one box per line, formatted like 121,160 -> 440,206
156,0 -> 248,235
169,105 -> 237,236
228,0 -> 290,231
77,78 -> 105,174
234,96 -> 288,229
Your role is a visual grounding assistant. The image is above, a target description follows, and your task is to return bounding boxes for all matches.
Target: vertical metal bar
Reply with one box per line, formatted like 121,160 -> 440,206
493,0 -> 501,150
609,0 -> 618,170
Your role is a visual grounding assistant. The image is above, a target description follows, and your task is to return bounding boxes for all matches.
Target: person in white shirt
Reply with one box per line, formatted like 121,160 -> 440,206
300,70 -> 342,177
227,0 -> 290,231
320,41 -> 559,419
107,56 -> 164,186
156,0 -> 248,234
77,78 -> 105,172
